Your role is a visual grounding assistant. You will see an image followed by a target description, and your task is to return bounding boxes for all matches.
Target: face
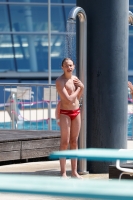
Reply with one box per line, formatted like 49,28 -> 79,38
62,59 -> 75,74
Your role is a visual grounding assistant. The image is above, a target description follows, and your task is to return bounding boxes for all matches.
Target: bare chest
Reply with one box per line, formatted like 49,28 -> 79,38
65,79 -> 76,94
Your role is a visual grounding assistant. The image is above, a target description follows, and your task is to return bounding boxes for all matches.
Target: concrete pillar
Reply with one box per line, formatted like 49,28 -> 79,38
77,0 -> 129,172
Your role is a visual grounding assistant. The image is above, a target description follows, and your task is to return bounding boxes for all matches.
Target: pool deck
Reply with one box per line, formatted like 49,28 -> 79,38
0,107 -> 60,163
0,126 -> 132,163
0,130 -> 60,162
0,139 -> 131,199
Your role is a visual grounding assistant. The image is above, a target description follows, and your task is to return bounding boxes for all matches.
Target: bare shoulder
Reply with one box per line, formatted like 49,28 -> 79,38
56,75 -> 64,90
56,76 -> 63,85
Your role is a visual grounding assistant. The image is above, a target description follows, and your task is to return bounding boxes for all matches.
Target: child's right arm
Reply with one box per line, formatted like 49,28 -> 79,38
55,101 -> 61,126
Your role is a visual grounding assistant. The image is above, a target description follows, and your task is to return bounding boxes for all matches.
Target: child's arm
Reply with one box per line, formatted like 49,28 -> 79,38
73,77 -> 84,100
55,101 -> 61,126
128,81 -> 133,99
56,79 -> 81,103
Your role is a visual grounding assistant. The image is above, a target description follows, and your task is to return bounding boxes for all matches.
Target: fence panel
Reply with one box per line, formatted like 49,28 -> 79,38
0,83 -> 60,131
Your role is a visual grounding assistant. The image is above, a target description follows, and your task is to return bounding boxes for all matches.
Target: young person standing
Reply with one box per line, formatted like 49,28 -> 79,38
56,58 -> 84,178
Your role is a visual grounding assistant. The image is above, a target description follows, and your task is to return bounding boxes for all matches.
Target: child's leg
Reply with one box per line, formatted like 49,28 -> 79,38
70,114 -> 82,178
60,114 -> 71,177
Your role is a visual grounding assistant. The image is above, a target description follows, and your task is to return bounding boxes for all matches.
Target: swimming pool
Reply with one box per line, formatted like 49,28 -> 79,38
128,114 -> 133,138
0,119 -> 60,131
0,116 -> 132,136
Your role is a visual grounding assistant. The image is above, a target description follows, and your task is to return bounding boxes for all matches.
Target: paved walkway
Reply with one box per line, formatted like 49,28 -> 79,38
0,140 -> 132,200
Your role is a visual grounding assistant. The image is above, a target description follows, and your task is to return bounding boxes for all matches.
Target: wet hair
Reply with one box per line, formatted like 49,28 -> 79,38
61,58 -> 74,66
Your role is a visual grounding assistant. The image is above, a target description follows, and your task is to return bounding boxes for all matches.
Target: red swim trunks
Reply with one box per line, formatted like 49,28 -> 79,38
60,108 -> 80,120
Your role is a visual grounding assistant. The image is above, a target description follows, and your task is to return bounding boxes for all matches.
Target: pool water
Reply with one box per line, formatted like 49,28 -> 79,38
0,116 -> 132,136
0,119 -> 60,131
128,114 -> 133,138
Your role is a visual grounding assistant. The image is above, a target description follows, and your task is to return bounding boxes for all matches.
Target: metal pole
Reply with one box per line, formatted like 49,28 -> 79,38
11,93 -> 17,129
48,0 -> 52,130
68,7 -> 87,174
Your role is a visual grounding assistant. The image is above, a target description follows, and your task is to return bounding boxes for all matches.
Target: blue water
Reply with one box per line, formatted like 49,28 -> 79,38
0,116 -> 132,136
0,119 -> 60,131
128,114 -> 133,138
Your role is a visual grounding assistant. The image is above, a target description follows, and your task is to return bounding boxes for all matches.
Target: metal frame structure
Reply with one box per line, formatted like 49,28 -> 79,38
0,1 -> 76,79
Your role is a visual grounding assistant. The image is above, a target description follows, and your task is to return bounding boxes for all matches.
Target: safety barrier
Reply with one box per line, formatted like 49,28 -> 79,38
0,83 -> 59,131
0,82 -> 132,138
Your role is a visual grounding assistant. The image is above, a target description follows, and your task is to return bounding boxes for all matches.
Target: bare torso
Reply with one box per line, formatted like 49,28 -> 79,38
57,75 -> 79,110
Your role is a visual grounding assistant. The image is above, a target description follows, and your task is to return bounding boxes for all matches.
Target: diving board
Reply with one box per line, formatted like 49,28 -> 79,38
50,148 -> 133,161
0,174 -> 132,199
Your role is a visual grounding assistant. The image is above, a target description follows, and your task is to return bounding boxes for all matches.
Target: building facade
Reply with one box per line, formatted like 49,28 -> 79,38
0,1 -> 132,86
0,0 -> 76,86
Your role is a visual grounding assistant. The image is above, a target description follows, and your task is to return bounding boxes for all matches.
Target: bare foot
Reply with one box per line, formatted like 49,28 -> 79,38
61,173 -> 68,178
71,172 -> 83,179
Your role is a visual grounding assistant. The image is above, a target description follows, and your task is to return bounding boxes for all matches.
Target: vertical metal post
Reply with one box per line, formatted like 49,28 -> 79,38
36,85 -> 38,130
78,11 -> 87,175
48,0 -> 52,130
68,7 -> 87,174
11,93 -> 17,129
4,85 -> 5,129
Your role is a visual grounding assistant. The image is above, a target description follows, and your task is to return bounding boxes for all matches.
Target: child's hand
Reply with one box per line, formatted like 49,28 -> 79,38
73,77 -> 84,89
128,81 -> 133,90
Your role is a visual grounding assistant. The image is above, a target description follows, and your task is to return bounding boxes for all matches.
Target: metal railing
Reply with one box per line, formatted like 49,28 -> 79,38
0,82 -> 131,139
0,83 -> 59,131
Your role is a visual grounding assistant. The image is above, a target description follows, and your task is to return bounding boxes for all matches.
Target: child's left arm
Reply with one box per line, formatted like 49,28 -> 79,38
73,77 -> 84,100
